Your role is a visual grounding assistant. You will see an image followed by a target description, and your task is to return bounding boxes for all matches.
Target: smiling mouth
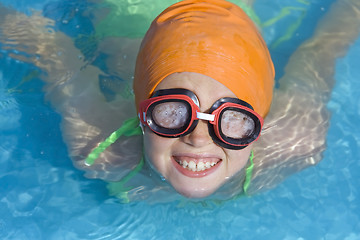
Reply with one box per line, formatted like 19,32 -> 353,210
173,156 -> 222,172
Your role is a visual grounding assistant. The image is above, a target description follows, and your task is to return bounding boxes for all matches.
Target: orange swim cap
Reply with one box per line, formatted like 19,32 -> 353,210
133,0 -> 274,117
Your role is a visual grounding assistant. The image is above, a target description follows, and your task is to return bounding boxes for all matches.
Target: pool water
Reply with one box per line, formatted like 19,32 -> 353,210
1,0 -> 359,239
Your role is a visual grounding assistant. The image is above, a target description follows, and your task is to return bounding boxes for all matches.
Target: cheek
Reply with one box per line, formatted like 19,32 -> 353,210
143,130 -> 176,176
225,146 -> 252,176
144,130 -> 172,153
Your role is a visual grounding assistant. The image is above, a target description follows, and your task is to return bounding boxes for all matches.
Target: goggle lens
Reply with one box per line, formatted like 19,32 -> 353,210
220,109 -> 255,139
152,102 -> 190,129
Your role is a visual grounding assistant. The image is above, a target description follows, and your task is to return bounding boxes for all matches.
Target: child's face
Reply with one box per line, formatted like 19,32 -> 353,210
143,72 -> 252,198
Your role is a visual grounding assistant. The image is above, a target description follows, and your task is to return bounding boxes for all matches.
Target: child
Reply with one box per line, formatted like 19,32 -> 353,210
1,0 -> 360,201
88,0 -> 360,199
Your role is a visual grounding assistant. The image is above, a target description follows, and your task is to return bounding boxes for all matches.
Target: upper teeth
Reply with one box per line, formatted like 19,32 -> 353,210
178,160 -> 218,172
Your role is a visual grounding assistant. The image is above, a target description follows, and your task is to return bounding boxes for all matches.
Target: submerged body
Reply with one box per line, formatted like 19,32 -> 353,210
1,0 -> 360,201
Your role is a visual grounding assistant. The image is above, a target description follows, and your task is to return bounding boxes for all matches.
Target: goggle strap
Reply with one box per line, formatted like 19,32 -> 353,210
196,111 -> 215,122
243,150 -> 254,195
84,117 -> 142,166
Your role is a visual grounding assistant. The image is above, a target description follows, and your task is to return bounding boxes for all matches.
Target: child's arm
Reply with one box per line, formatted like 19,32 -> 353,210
0,6 -> 143,181
249,0 -> 360,194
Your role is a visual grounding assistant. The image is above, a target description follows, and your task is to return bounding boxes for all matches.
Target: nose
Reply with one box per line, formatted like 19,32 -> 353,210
181,120 -> 213,148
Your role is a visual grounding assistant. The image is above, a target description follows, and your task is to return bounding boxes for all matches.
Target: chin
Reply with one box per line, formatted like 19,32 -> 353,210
179,189 -> 215,199
171,182 -> 220,199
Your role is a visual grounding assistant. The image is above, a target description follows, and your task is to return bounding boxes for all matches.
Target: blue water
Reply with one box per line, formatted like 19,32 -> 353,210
1,0 -> 359,239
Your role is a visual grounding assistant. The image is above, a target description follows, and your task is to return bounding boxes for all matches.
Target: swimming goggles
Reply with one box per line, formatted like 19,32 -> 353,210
138,88 -> 263,150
